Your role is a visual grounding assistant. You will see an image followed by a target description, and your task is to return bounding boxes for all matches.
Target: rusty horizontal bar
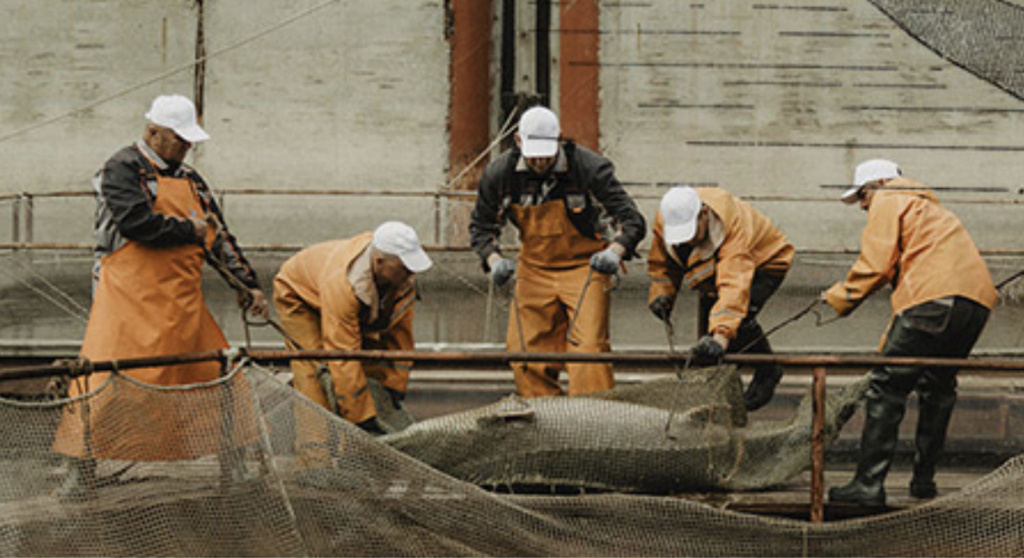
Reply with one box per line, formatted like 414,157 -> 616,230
1,188 -> 1021,205
1,242 -> 1022,258
2,348 -> 1024,382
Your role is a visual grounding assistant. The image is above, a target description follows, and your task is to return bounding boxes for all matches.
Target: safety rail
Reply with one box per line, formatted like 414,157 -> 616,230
1,347 -> 1023,523
3,187 -> 1024,250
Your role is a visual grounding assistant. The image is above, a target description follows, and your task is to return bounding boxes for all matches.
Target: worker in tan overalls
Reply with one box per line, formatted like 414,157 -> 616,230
469,106 -> 646,397
52,95 -> 268,500
273,222 -> 432,475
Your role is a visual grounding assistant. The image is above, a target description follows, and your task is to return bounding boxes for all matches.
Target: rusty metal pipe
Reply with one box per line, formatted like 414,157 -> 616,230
4,348 -> 1024,382
810,366 -> 826,523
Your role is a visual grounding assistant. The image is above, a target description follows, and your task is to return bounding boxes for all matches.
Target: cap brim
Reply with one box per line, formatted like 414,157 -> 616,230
174,123 -> 210,143
663,220 -> 697,245
840,186 -> 862,204
521,139 -> 558,158
400,249 -> 433,273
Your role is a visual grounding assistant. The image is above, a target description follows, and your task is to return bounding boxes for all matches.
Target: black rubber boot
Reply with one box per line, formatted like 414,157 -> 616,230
829,391 -> 905,507
56,457 -> 96,502
743,365 -> 783,411
910,388 -> 956,499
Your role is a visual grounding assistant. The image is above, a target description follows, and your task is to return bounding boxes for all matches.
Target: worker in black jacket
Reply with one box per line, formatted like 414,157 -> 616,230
469,106 -> 645,397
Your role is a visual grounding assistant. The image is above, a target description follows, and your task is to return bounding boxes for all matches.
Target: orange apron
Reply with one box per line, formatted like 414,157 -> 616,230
509,199 -> 613,397
54,166 -> 253,461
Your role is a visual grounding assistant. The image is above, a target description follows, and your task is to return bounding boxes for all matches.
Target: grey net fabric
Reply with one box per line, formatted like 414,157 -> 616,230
868,0 -> 1024,102
0,363 -> 1021,557
382,366 -> 868,493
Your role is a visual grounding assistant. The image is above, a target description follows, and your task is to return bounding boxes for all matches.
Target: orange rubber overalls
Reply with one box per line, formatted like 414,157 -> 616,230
53,158 -> 253,461
510,199 -> 614,397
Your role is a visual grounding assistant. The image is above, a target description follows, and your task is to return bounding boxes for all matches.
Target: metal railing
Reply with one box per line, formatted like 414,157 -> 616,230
1,347 -> 1023,523
3,187 -> 1024,255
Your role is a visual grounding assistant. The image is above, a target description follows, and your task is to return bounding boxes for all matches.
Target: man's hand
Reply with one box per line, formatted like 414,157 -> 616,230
691,334 -> 725,360
243,288 -> 270,319
489,257 -> 516,286
187,215 -> 208,244
649,295 -> 674,321
590,242 -> 625,275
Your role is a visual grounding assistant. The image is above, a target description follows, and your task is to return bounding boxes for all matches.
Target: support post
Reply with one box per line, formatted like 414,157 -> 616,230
810,366 -> 826,523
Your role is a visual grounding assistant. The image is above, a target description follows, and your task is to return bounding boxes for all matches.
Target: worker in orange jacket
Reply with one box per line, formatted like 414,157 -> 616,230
824,159 -> 997,507
648,185 -> 794,411
53,94 -> 268,501
273,221 -> 432,453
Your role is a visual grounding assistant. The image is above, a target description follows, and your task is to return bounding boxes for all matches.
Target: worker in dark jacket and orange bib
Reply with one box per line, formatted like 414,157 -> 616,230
648,185 -> 794,411
470,106 -> 646,397
824,159 -> 997,507
53,94 -> 268,500
273,222 -> 432,471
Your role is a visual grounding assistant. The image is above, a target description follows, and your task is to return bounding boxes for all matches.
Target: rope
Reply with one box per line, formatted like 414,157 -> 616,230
440,109 -> 518,192
663,316 -> 694,440
996,268 -> 1024,292
566,268 -> 595,346
734,298 -> 838,355
0,261 -> 89,324
0,0 -> 343,145
11,257 -> 91,319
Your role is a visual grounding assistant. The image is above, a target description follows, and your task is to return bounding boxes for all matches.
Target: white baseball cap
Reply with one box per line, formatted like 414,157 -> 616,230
660,186 -> 702,245
517,107 -> 560,157
842,159 -> 900,204
372,221 -> 433,273
145,94 -> 210,143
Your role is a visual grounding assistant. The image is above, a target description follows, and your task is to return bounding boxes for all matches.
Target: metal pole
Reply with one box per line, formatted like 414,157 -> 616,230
810,366 -> 826,523
4,349 -> 1024,381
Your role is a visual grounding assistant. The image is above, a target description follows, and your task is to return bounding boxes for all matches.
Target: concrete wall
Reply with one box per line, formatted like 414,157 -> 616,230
2,1 -> 1021,254
0,0 -> 449,246
596,1 -> 1024,258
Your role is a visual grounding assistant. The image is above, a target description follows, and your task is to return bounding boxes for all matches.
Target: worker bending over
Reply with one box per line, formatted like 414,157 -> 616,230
648,185 -> 794,411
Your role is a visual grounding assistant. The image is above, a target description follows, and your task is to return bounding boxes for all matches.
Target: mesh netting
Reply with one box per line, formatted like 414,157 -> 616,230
868,0 -> 1024,102
0,363 -> 1022,557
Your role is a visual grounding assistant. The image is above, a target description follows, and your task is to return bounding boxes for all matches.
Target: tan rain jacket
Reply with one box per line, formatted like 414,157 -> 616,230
648,188 -> 793,339
825,178 -> 998,317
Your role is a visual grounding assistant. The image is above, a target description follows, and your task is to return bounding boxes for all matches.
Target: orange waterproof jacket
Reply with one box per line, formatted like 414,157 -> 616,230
825,178 -> 998,316
273,234 -> 417,421
648,188 -> 794,338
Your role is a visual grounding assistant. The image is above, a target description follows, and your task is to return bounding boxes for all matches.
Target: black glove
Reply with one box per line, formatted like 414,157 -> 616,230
355,417 -> 388,436
648,295 -> 674,321
490,257 -> 516,286
589,247 -> 622,274
386,387 -> 406,410
691,335 -> 725,360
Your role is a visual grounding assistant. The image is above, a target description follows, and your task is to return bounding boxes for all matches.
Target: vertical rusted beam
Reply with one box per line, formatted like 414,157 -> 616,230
448,0 -> 493,191
447,0 -> 493,247
559,0 -> 600,151
193,0 -> 206,122
811,366 -> 827,523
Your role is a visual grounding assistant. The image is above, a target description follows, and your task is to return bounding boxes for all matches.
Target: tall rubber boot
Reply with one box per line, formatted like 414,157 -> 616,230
744,364 -> 783,411
56,457 -> 96,502
736,322 -> 783,412
829,390 -> 906,507
910,389 -> 956,499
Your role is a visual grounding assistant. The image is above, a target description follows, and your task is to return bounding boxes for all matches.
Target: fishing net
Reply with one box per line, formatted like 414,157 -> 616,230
867,0 -> 1024,102
0,362 -> 1022,557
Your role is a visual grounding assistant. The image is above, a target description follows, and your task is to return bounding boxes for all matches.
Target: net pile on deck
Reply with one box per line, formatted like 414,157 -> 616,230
0,363 -> 1022,557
